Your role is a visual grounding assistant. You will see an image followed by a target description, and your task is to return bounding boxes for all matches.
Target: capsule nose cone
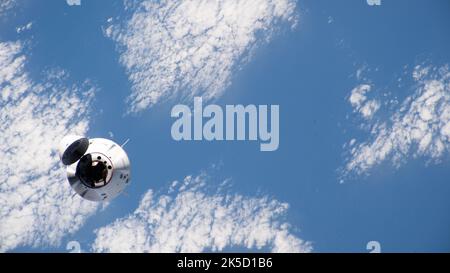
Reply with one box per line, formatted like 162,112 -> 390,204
59,135 -> 90,165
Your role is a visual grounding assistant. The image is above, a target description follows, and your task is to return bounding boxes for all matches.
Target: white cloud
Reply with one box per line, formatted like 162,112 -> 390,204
349,84 -> 380,120
343,65 -> 450,176
92,173 -> 311,253
327,16 -> 334,24
349,84 -> 370,109
0,0 -> 16,17
0,41 -> 99,252
106,0 -> 298,113
16,22 -> 33,34
66,0 -> 81,6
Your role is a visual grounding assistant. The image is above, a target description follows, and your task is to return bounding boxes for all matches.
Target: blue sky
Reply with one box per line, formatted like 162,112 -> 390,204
0,0 -> 449,253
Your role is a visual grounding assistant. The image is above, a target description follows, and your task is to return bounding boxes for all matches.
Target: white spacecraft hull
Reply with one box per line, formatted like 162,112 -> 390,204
59,136 -> 131,202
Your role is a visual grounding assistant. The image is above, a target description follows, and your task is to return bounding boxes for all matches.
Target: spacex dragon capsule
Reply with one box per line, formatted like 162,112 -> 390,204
59,135 -> 131,202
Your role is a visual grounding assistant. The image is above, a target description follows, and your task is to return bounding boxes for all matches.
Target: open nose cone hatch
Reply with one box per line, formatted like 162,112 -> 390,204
59,135 -> 90,165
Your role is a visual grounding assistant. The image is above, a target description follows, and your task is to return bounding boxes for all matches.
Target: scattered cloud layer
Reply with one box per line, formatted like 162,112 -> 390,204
349,84 -> 380,120
105,0 -> 298,113
92,173 -> 311,253
0,41 -> 99,252
0,0 -> 16,17
16,22 -> 32,34
343,65 -> 450,176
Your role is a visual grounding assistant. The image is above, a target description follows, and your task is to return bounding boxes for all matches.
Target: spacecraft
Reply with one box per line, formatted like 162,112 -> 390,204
59,135 -> 131,202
